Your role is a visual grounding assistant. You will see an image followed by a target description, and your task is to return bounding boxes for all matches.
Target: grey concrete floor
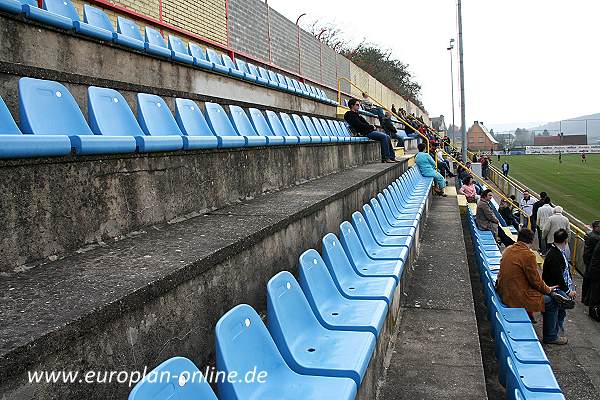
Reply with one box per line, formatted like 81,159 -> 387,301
377,191 -> 488,399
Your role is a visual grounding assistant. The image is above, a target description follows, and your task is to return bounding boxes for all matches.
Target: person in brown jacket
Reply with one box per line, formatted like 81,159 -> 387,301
476,189 -> 515,247
496,228 -> 567,344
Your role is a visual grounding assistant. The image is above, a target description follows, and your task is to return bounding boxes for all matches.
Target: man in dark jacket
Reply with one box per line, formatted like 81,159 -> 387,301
587,240 -> 600,321
531,191 -> 549,231
344,98 -> 396,163
542,229 -> 576,337
583,220 -> 600,306
381,111 -> 404,147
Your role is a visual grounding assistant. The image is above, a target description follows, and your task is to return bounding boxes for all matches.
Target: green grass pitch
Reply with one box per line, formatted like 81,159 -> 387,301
493,154 -> 599,224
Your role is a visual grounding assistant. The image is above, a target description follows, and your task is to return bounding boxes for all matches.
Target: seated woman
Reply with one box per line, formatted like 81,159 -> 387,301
459,176 -> 479,203
415,142 -> 446,196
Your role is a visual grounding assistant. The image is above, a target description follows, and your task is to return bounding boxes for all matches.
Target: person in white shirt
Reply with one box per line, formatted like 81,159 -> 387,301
519,190 -> 536,228
435,148 -> 455,178
536,197 -> 554,254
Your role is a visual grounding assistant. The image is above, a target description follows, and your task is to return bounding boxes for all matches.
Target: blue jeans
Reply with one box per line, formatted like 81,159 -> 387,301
367,130 -> 394,160
542,289 -> 569,341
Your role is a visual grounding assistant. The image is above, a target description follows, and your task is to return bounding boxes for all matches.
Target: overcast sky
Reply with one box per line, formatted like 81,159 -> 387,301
270,0 -> 600,132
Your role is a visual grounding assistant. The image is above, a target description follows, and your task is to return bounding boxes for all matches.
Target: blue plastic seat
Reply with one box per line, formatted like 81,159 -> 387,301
371,197 -> 419,232
228,105 -> 267,147
222,54 -> 245,79
248,108 -> 286,145
351,211 -> 412,248
299,249 -> 388,336
235,59 -> 258,83
494,312 -> 538,345
291,79 -> 305,95
267,271 -> 376,386
144,27 -> 171,58
265,111 -> 299,144
0,0 -> 34,14
327,120 -> 347,142
267,70 -> 285,90
78,5 -> 115,41
215,304 -> 357,400
0,95 -> 70,158
168,35 -> 194,64
174,98 -> 219,149
291,114 -> 320,143
128,357 -> 218,400
362,203 -> 416,239
247,63 -> 268,85
188,43 -> 214,70
498,331 -> 549,388
204,102 -> 246,148
306,85 -> 319,99
505,357 -> 564,400
304,116 -> 330,143
206,48 -> 230,75
19,78 -> 135,155
114,16 -> 145,51
378,193 -> 421,224
317,118 -> 339,142
385,188 -> 423,215
278,112 -> 310,144
298,82 -> 312,97
339,221 -> 406,282
322,233 -> 397,304
135,93 -> 184,152
310,117 -> 332,142
277,74 -> 295,93
22,0 -> 75,30
258,67 -> 279,88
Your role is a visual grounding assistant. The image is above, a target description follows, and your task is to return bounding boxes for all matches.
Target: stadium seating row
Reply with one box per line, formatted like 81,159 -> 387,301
0,0 -> 338,105
0,77 -> 366,159
466,207 -> 565,400
126,166 -> 432,399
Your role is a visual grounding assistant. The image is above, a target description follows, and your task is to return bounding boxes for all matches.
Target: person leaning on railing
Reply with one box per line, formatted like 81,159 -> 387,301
583,220 -> 600,320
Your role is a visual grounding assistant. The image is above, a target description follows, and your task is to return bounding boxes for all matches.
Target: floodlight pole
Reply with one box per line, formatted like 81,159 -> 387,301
457,0 -> 467,160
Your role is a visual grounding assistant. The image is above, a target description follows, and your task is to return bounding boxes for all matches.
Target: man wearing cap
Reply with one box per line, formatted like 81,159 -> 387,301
583,220 -> 600,308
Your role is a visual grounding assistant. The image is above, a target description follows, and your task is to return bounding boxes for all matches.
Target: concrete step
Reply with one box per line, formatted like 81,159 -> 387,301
0,157 -> 413,400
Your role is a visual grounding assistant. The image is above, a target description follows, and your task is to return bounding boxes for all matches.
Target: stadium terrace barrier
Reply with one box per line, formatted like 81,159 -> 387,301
486,165 -> 589,275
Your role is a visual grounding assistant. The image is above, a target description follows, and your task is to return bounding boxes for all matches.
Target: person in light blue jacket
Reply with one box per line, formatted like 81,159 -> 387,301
415,142 -> 447,196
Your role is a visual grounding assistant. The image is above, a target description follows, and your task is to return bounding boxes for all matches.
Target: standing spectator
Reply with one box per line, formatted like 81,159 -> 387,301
415,142 -> 446,196
531,192 -> 549,232
501,161 -> 510,177
476,189 -> 515,246
472,153 -> 478,163
481,156 -> 490,180
542,229 -> 577,336
519,190 -> 536,228
391,104 -> 397,115
459,176 -> 479,203
344,99 -> 396,163
495,228 -> 566,344
543,206 -> 570,248
499,198 -> 519,230
536,197 -> 554,255
586,239 -> 600,321
582,220 -> 600,307
490,147 -> 494,155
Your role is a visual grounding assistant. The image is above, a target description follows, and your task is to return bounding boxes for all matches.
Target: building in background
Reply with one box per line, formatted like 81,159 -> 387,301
467,121 -> 499,151
533,134 -> 587,146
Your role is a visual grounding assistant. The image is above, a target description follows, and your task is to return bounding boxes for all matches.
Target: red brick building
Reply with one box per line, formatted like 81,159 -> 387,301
467,121 -> 499,151
533,135 -> 587,146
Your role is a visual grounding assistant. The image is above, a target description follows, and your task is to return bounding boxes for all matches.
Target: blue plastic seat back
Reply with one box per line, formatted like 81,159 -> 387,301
291,79 -> 303,92
304,116 -> 321,135
267,70 -> 279,84
117,17 -> 143,41
246,63 -> 261,77
174,98 -> 215,137
319,118 -> 334,135
292,114 -> 310,135
258,67 -> 273,81
215,304 -> 290,400
44,0 -> 79,21
188,43 -> 209,62
168,35 -> 189,55
321,233 -> 355,281
267,271 -> 321,340
205,102 -> 240,137
351,212 -> 380,250
88,86 -> 144,137
279,113 -> 300,136
137,93 -> 182,136
265,111 -> 288,137
228,105 -> 258,136
128,357 -> 218,400
145,27 -> 167,49
236,59 -> 250,74
299,249 -> 343,309
0,96 -> 21,135
222,54 -> 239,70
248,108 -> 274,136
206,48 -> 225,67
276,73 -> 288,88
83,5 -> 114,32
328,120 -> 342,136
19,77 -> 92,136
